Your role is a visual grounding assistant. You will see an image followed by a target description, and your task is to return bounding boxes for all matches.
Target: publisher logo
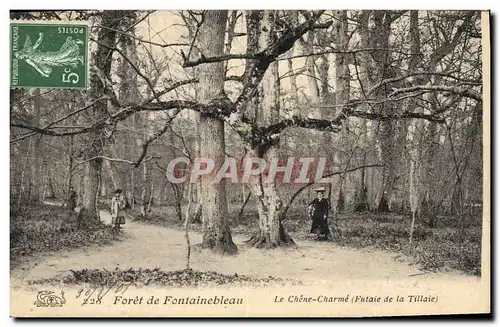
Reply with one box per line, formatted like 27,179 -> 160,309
34,290 -> 66,307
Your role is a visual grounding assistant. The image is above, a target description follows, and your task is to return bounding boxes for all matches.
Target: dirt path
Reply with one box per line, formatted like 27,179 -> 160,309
11,209 -> 477,288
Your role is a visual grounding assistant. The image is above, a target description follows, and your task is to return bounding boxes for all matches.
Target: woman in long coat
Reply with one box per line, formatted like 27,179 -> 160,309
308,187 -> 331,240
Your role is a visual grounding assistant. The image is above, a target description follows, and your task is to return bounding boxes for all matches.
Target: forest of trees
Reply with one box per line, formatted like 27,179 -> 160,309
10,10 -> 484,254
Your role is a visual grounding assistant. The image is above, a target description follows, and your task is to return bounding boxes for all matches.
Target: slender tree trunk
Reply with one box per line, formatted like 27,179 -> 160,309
65,135 -> 74,205
17,137 -> 32,208
287,58 -> 299,105
237,191 -> 251,220
408,11 -> 422,241
170,182 -> 183,221
140,161 -> 150,219
182,12 -> 203,224
409,210 -> 416,246
305,30 -> 320,109
244,10 -> 262,123
130,169 -> 135,210
184,180 -> 193,269
356,11 -> 378,211
332,11 -> 350,212
196,10 -> 237,254
29,89 -> 42,202
103,156 -> 122,191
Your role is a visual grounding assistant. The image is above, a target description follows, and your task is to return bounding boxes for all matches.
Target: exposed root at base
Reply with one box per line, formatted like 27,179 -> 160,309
246,225 -> 297,249
200,239 -> 238,255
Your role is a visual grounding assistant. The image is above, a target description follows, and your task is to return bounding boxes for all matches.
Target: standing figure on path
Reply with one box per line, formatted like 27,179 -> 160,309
68,186 -> 77,211
111,189 -> 126,229
308,187 -> 332,241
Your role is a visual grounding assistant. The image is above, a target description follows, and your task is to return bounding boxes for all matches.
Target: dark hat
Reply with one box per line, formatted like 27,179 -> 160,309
315,186 -> 326,193
114,189 -> 123,194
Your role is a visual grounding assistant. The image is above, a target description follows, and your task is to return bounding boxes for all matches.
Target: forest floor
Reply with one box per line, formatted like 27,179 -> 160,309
11,203 -> 479,290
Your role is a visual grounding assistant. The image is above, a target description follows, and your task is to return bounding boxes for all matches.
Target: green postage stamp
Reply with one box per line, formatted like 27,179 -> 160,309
10,22 -> 89,89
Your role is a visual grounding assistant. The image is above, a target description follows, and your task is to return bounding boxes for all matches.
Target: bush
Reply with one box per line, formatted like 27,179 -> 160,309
10,204 -> 122,266
411,234 -> 481,275
323,212 -> 481,276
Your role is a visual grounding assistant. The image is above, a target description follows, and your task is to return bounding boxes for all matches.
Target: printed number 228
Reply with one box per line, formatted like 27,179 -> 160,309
63,68 -> 79,84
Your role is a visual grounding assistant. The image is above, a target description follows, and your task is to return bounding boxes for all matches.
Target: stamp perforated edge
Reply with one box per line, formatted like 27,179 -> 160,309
9,19 -> 91,90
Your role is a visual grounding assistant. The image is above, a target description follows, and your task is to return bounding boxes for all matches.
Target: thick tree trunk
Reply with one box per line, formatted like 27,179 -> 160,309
81,11 -> 119,221
372,12 -> 398,211
245,11 -> 295,248
197,10 -> 237,255
82,148 -> 102,220
246,150 -> 296,248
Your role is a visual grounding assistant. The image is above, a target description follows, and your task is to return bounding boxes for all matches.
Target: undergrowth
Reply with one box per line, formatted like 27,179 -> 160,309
10,203 -> 122,267
30,267 -> 301,287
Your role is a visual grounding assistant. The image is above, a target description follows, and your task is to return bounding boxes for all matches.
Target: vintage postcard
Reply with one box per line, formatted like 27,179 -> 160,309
9,9 -> 490,317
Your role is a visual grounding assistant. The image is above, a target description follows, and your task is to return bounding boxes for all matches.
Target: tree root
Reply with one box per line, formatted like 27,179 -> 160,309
246,224 -> 296,249
201,227 -> 238,255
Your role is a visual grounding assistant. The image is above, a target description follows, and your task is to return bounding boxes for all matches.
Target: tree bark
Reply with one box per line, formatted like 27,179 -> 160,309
81,11 -> 119,221
332,11 -> 350,212
65,135 -> 74,205
356,11 -> 378,211
197,10 -> 237,255
140,160 -> 150,219
408,10 -> 422,240
29,88 -> 42,202
182,11 -> 203,224
246,11 -> 295,248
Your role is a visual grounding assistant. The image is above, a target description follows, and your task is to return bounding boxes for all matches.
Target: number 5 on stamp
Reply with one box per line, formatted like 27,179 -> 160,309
10,22 -> 89,89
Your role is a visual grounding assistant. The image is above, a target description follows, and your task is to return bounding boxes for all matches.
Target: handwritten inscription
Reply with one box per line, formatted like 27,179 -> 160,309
75,278 -> 131,306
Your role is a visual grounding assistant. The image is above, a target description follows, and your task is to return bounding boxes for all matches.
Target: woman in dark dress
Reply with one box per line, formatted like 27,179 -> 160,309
308,187 -> 331,240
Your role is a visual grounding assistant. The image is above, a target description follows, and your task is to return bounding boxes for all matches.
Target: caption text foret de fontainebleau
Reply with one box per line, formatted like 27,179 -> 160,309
108,294 -> 438,306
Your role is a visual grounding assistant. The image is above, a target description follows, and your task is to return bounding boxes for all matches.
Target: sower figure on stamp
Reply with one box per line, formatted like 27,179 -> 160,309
308,187 -> 332,241
111,189 -> 126,229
